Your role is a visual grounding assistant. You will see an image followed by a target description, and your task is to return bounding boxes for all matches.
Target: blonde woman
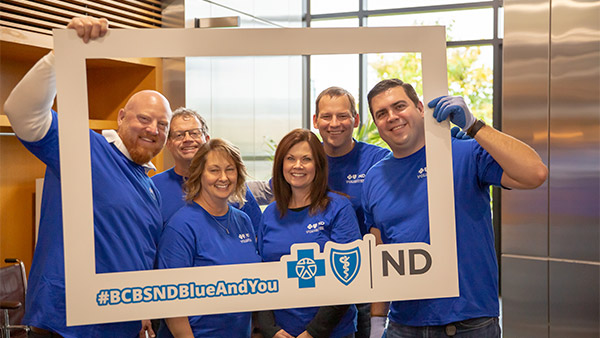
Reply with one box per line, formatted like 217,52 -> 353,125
156,138 -> 260,338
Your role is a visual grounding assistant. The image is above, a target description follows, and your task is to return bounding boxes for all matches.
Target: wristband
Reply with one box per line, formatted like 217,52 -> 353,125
466,119 -> 485,138
370,316 -> 386,338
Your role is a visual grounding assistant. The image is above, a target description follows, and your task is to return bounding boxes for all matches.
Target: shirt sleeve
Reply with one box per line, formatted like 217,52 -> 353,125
246,179 -> 273,206
257,212 -> 266,257
156,223 -> 195,269
330,198 -> 362,243
241,186 -> 263,234
472,141 -> 504,187
3,52 -> 55,142
361,179 -> 376,232
306,305 -> 351,338
19,110 -> 61,175
255,310 -> 283,338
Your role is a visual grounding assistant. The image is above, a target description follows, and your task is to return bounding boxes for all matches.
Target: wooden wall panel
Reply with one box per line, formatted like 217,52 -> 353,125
0,2 -> 166,272
0,0 -> 171,36
0,137 -> 47,273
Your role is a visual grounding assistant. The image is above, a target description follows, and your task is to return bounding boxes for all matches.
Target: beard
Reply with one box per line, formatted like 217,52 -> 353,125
122,134 -> 162,165
129,145 -> 157,165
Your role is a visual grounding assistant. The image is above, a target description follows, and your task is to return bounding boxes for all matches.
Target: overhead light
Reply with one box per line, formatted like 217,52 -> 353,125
195,16 -> 240,28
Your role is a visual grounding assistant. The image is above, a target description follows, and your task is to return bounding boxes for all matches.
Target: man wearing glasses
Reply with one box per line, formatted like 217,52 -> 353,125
151,107 -> 262,228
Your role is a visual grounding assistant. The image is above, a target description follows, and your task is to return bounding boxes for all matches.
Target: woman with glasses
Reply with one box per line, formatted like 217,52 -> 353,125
257,129 -> 361,338
156,138 -> 260,338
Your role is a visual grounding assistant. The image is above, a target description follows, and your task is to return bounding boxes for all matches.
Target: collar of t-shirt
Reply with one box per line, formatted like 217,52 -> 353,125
101,129 -> 156,173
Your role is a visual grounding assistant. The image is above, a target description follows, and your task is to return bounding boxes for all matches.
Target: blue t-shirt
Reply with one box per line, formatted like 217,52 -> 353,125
258,192 -> 361,337
152,167 -> 262,232
156,204 -> 260,338
327,140 -> 390,236
20,111 -> 162,337
362,139 -> 504,326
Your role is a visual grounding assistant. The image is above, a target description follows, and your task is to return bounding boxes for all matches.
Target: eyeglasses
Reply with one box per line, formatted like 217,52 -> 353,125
170,128 -> 204,141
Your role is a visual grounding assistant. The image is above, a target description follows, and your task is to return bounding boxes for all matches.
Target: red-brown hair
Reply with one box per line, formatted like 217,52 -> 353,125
272,128 -> 330,217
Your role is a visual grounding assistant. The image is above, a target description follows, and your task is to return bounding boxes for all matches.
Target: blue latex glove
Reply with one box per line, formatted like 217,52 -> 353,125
428,96 -> 476,130
451,126 -> 470,140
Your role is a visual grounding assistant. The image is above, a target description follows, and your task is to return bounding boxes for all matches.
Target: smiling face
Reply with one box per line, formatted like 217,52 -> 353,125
199,150 -> 238,206
282,141 -> 316,199
117,91 -> 171,165
371,86 -> 425,158
167,114 -> 208,172
313,95 -> 359,157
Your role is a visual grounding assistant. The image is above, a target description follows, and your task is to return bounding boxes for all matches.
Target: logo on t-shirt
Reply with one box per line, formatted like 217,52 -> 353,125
148,187 -> 157,201
306,221 -> 325,234
346,173 -> 366,184
417,167 -> 427,179
238,233 -> 252,243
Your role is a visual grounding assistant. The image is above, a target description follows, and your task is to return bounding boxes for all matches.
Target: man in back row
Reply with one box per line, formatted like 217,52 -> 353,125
151,107 -> 262,231
363,79 -> 548,337
4,16 -> 171,337
312,87 -> 391,338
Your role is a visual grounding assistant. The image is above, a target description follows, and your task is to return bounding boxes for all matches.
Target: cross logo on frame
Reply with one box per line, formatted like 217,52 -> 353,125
287,249 -> 326,288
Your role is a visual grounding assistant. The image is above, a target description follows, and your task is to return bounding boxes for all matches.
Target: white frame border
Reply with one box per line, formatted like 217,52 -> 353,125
53,26 -> 457,325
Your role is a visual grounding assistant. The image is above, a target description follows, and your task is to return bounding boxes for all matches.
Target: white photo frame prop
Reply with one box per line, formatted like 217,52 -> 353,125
53,26 -> 457,325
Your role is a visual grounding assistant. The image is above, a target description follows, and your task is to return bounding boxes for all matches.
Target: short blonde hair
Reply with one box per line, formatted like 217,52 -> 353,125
184,138 -> 247,207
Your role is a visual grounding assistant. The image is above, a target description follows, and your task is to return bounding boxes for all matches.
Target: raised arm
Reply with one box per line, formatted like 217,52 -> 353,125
3,52 -> 56,142
428,96 -> 547,189
470,123 -> 547,189
247,179 -> 274,205
3,16 -> 108,142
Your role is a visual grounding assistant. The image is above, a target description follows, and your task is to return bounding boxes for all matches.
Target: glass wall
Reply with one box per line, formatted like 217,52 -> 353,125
367,0 -> 492,11
181,0 -> 502,178
184,0 -> 303,180
367,8 -> 494,41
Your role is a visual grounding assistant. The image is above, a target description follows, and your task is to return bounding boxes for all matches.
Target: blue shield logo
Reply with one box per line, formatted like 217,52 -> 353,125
330,247 -> 360,286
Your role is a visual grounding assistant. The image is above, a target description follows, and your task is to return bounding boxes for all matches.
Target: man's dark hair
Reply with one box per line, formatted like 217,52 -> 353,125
367,79 -> 420,117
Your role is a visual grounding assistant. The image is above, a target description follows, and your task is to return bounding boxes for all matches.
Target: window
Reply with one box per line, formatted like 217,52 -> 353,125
306,0 -> 503,266
306,0 -> 502,131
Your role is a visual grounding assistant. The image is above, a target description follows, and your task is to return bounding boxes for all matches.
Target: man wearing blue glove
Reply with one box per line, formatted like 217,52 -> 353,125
362,79 -> 548,338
